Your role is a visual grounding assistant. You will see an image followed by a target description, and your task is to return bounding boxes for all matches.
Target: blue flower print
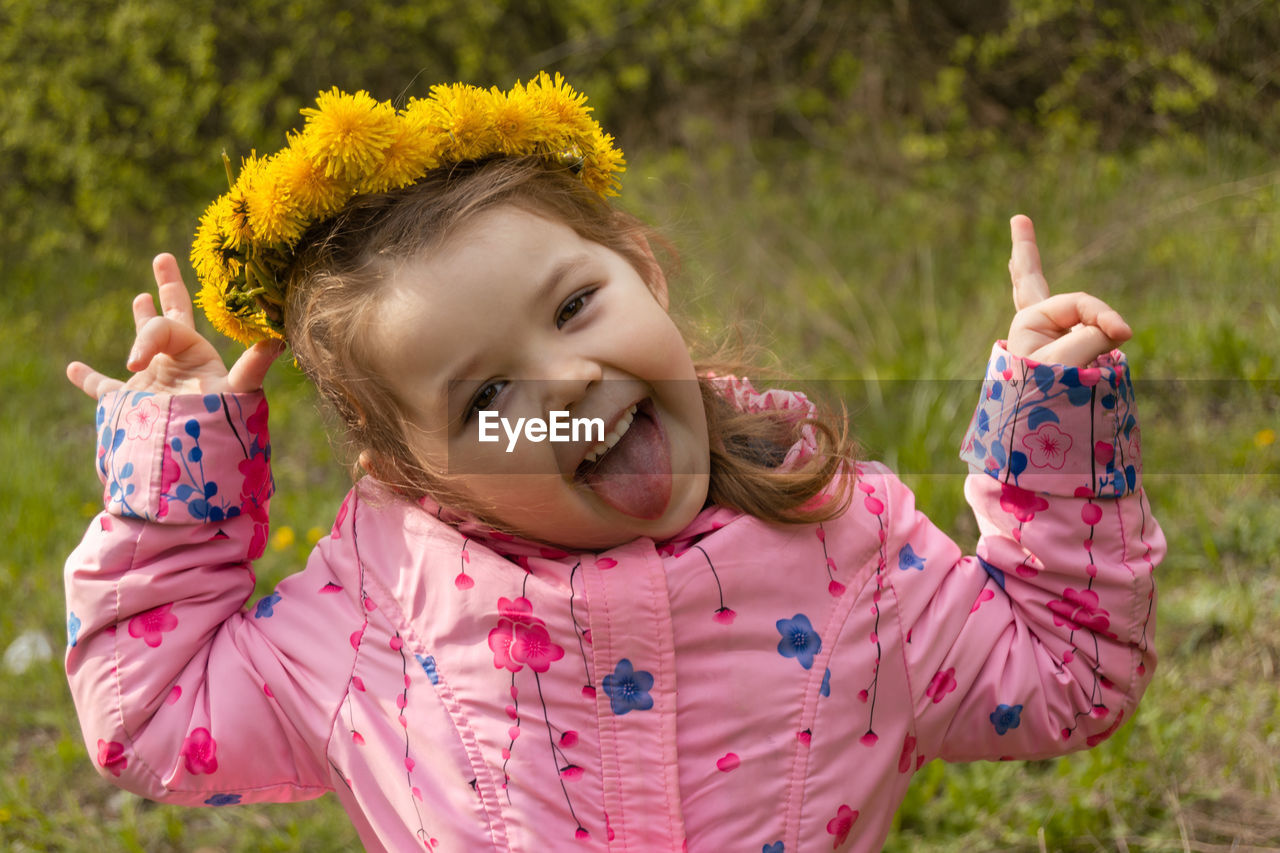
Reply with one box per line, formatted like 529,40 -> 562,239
776,614 -> 822,670
898,543 -> 926,572
254,591 -> 281,619
820,667 -> 831,697
601,658 -> 654,715
763,843 -> 784,853
990,703 -> 1023,735
204,793 -> 241,806
416,654 -> 440,685
67,612 -> 81,648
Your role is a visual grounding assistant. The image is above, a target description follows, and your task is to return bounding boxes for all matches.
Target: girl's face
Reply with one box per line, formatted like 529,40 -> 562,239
368,205 -> 711,549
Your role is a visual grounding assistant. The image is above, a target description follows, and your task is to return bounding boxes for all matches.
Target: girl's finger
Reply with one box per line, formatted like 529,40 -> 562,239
152,253 -> 196,329
67,361 -> 124,399
226,339 -> 286,393
1009,214 -> 1050,310
132,292 -> 158,335
1033,324 -> 1121,368
127,315 -> 206,372
1026,292 -> 1132,341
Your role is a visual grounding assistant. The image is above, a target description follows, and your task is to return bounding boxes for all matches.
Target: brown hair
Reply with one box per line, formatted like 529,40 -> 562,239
284,157 -> 854,527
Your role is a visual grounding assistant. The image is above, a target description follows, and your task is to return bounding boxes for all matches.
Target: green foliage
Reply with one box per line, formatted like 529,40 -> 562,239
3,0 -> 1278,271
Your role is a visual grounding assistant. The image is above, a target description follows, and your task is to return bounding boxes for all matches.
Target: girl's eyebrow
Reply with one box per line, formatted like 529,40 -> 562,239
534,252 -> 593,305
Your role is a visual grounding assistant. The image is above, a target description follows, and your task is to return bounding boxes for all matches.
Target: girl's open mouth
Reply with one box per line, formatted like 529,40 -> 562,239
573,398 -> 672,519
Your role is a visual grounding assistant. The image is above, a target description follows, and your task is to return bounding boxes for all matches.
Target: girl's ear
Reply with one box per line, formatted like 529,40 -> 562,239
630,231 -> 669,311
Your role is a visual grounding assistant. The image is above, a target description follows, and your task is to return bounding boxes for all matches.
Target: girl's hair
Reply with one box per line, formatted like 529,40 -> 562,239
285,157 -> 855,527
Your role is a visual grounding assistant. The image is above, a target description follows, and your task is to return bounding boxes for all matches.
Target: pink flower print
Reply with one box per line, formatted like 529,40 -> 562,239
826,804 -> 859,848
1022,424 -> 1073,470
157,442 -> 181,519
998,482 -> 1049,523
925,667 -> 957,704
897,734 -> 917,773
1093,440 -> 1115,466
489,596 -> 553,672
1047,587 -> 1111,633
128,603 -> 178,648
248,522 -> 268,561
239,454 -> 271,514
498,596 -> 539,624
971,588 -> 996,613
180,727 -> 218,775
97,739 -> 127,777
713,607 -> 737,625
508,622 -> 565,673
1087,709 -> 1125,747
125,398 -> 161,440
246,396 -> 269,438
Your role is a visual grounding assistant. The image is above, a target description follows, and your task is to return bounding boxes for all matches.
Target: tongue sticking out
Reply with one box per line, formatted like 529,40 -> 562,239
581,406 -> 671,520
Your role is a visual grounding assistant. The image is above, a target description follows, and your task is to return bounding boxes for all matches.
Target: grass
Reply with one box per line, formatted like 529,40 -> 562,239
3,133 -> 1278,850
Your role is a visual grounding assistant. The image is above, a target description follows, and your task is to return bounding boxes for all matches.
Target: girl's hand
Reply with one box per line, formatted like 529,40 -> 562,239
1005,215 -> 1133,367
66,253 -> 283,399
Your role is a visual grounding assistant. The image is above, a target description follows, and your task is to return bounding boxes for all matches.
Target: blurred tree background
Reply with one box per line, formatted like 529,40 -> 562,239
3,1 -> 1279,850
3,0 -> 1277,268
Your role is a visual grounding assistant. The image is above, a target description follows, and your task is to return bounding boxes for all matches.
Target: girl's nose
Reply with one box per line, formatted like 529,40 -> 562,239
537,354 -> 602,414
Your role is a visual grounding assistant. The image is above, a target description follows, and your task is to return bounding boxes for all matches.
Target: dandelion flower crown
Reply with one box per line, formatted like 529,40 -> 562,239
190,72 -> 625,346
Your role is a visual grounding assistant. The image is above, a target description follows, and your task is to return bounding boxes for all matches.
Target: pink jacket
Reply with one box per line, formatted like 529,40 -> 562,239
65,343 -> 1162,852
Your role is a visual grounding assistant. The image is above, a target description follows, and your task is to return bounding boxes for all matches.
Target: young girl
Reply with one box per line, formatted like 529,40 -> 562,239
64,74 -> 1162,851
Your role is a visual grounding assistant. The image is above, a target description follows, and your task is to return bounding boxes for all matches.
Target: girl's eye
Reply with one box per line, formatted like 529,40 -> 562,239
556,288 -> 596,329
467,381 -> 505,420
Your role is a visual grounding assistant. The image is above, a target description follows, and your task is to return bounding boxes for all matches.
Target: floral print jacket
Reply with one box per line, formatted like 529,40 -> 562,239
65,343 -> 1162,852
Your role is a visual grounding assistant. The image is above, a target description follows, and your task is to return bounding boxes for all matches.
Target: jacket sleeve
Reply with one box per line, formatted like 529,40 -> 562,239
881,342 -> 1162,763
64,389 -> 361,804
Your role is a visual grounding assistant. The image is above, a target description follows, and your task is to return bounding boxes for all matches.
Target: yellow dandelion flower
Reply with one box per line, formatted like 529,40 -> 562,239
220,157 -> 266,251
580,133 -> 626,196
274,142 -> 350,220
194,279 -> 280,347
271,525 -> 296,551
523,71 -> 594,137
246,156 -> 306,246
486,87 -> 546,155
300,88 -> 398,180
1256,428 -> 1277,448
191,201 -> 232,282
428,83 -> 498,161
356,110 -> 443,194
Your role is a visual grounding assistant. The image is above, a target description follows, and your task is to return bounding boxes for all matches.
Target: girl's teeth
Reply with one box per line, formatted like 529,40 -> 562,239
583,404 -> 638,463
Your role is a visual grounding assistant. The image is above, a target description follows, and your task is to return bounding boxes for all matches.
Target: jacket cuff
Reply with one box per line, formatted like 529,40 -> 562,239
959,342 -> 1141,497
95,391 -> 272,522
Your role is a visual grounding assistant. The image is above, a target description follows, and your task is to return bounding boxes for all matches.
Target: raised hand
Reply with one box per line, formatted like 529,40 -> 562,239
1006,215 -> 1132,367
66,253 -> 283,399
